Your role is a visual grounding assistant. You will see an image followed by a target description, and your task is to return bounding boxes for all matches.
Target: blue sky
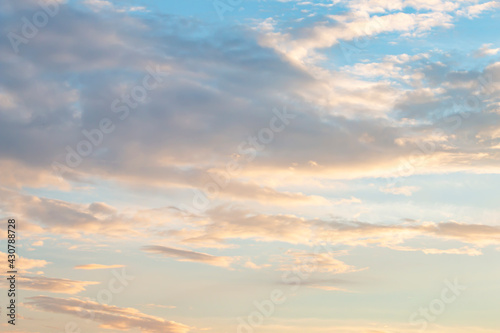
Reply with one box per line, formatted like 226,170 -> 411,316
1,0 -> 500,332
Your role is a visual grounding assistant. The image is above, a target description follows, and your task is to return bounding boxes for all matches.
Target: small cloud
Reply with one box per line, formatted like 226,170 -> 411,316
32,240 -> 44,247
388,245 -> 483,256
0,252 -> 50,273
474,43 -> 500,58
243,261 -> 271,270
422,247 -> 482,256
84,0 -> 149,13
17,276 -> 99,294
331,196 -> 362,205
458,1 -> 500,18
125,6 -> 148,12
279,251 -> 362,274
380,185 -> 420,196
83,0 -> 112,11
142,245 -> 236,268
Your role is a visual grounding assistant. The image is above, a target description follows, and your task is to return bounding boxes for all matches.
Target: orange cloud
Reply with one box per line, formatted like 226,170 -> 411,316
18,276 -> 99,294
142,245 -> 236,268
26,296 -> 190,333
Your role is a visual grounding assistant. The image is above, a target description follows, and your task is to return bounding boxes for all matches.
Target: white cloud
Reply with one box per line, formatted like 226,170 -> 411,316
474,43 -> 500,58
380,185 -> 420,196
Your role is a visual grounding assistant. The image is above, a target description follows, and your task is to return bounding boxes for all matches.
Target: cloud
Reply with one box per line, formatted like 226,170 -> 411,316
474,43 -> 500,58
243,261 -> 272,269
379,185 -> 420,196
18,276 -> 99,294
83,0 -> 112,11
343,0 -> 461,14
0,251 -> 49,273
88,202 -> 117,215
458,1 -> 500,18
4,176 -> 500,257
331,196 -> 362,205
74,264 -> 125,270
25,296 -> 190,333
0,3 -> 498,201
83,0 -> 148,13
257,11 -> 454,63
0,187 -> 151,238
0,2 -> 498,332
0,0 -> 498,259
170,205 -> 500,254
142,245 -> 236,268
279,250 -> 362,274
386,244 -> 483,256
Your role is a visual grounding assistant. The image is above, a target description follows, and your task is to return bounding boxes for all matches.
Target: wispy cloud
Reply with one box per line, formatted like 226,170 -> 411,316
142,245 -> 236,268
26,296 -> 190,332
18,276 -> 99,294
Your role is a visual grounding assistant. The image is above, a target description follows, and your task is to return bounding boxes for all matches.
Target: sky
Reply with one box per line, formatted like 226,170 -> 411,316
1,0 -> 500,332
